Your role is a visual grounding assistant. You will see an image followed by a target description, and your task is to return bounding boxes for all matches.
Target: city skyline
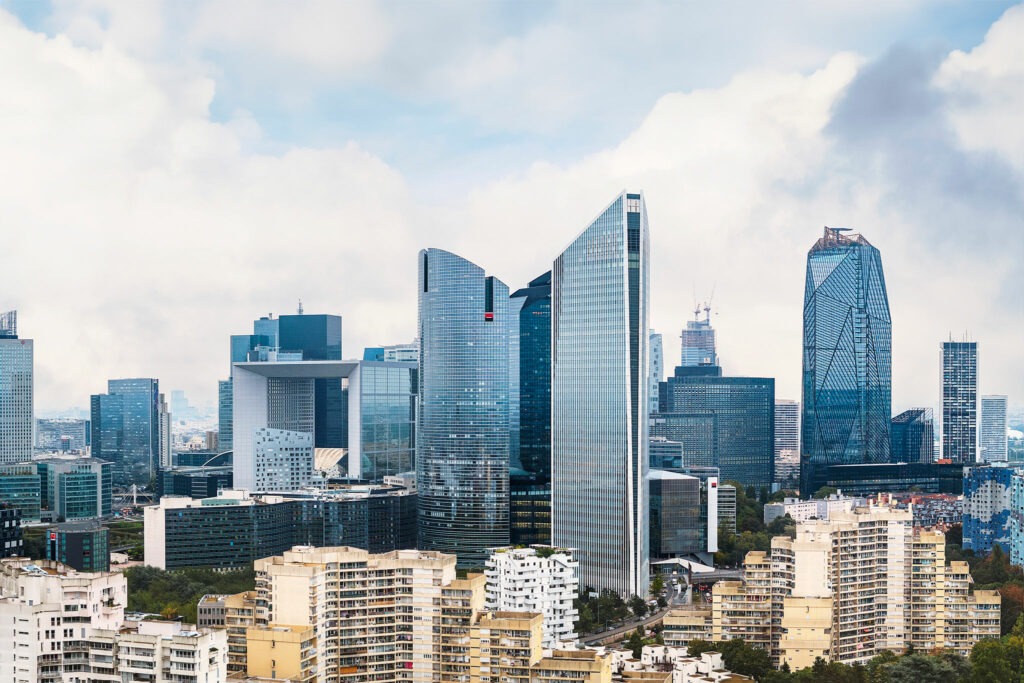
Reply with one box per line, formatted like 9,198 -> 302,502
0,3 -> 1022,416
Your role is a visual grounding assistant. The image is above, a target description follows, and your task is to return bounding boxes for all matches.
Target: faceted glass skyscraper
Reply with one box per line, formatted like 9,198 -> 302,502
800,227 -> 891,496
91,378 -> 161,485
417,249 -> 510,566
552,191 -> 649,597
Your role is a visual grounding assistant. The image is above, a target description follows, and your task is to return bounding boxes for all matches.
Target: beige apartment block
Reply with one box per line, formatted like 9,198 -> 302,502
246,624 -> 317,682
663,503 -> 1001,671
532,649 -> 612,682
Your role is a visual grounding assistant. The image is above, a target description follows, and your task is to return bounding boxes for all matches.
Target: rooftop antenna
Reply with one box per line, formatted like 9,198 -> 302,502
297,299 -> 304,315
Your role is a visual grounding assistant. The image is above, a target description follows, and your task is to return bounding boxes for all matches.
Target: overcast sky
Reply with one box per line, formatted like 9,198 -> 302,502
1,0 -> 1022,415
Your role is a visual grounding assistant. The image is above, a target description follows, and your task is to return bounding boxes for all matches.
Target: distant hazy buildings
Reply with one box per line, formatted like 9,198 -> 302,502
90,378 -> 161,485
0,311 -> 33,465
801,228 -> 891,495
417,249 -> 511,566
981,395 -> 1008,462
680,308 -> 717,368
942,340 -> 978,463
509,271 -> 552,546
649,330 -> 664,414
890,409 -> 935,464
552,191 -> 649,596
774,400 -> 800,487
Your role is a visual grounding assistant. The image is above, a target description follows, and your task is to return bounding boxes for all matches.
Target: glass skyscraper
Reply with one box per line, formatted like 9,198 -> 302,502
942,340 -> 978,463
981,395 -> 1008,462
0,311 -> 33,465
552,191 -> 649,597
417,248 -> 510,567
681,312 -> 717,367
800,227 -> 891,496
890,408 -> 935,464
509,271 -> 552,546
649,331 -> 663,414
91,378 -> 161,485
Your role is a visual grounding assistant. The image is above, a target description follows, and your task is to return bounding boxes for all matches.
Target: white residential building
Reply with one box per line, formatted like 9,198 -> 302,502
0,558 -> 127,683
484,545 -> 579,648
762,491 -> 868,524
253,427 -> 316,491
79,619 -> 228,683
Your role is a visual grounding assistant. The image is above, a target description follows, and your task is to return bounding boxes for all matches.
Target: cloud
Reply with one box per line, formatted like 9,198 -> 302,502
0,3 -> 1021,417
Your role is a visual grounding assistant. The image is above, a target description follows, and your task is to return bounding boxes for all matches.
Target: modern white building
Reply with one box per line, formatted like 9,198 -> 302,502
253,427 -> 316,490
763,491 -> 868,524
980,394 -> 1008,462
0,310 -> 33,465
484,545 -> 579,648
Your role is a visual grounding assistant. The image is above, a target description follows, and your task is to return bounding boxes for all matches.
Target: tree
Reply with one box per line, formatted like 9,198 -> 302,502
886,653 -> 970,683
998,583 -> 1024,635
969,638 -> 1017,682
685,639 -> 716,656
626,628 -> 645,658
649,573 -> 665,595
812,486 -> 838,499
629,595 -> 648,618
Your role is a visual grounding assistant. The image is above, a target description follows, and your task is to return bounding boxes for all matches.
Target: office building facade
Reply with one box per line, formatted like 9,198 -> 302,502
980,394 -> 1008,462
649,469 -> 719,561
46,522 -> 110,572
649,331 -> 664,414
144,487 -> 417,570
217,379 -> 233,452
417,248 -> 511,566
774,399 -> 800,488
35,418 -> 89,452
890,408 -> 935,464
552,191 -> 650,596
0,463 -> 41,522
0,505 -> 23,558
801,228 -> 892,495
0,311 -> 32,465
942,340 -> 978,463
90,378 -> 161,485
658,370 -> 775,488
510,271 -> 552,546
37,455 -> 112,520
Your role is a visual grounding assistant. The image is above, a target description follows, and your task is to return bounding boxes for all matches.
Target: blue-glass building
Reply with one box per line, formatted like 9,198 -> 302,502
963,464 -> 1013,555
509,271 -> 552,546
279,314 -> 346,449
657,369 -> 775,488
942,340 -> 978,463
0,463 -> 41,522
350,361 -> 417,480
551,192 -> 649,597
91,378 -> 161,485
417,249 -> 510,567
800,227 -> 891,496
890,408 -> 934,464
218,379 -> 233,452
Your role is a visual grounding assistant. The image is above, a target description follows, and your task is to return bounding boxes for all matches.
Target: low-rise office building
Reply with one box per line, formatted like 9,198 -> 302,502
45,521 -> 110,572
143,487 -> 417,569
36,454 -> 112,520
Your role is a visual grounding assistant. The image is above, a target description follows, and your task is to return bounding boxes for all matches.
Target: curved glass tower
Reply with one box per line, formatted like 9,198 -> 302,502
552,191 -> 650,597
800,227 -> 891,495
417,249 -> 510,566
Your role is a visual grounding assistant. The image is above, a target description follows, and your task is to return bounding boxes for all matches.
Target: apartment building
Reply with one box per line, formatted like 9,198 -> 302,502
484,546 -> 579,648
79,619 -> 228,683
251,545 -> 617,682
0,558 -> 127,683
663,503 -> 1000,669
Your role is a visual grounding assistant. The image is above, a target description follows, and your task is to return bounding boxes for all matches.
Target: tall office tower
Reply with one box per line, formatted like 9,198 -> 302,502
278,313 -> 346,449
658,369 -> 775,488
800,227 -> 892,496
981,395 -> 1008,462
509,271 -> 552,546
774,399 -> 800,487
890,408 -> 935,463
681,307 -> 717,367
0,311 -> 33,465
417,249 -> 511,566
649,331 -> 664,414
90,378 -> 160,485
157,393 -> 172,468
941,340 -> 978,463
552,191 -> 650,597
217,379 -> 233,451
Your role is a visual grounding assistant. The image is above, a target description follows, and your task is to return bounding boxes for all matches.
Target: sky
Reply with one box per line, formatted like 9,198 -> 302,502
0,0 -> 1021,416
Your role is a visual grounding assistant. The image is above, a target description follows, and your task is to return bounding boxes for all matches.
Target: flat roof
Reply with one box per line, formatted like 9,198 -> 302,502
233,359 -> 415,379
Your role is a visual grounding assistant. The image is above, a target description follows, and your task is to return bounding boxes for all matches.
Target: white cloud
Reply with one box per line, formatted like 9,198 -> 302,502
0,3 -> 1020,416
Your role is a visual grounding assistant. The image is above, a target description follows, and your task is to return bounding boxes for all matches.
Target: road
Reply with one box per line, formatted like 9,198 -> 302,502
581,603 -> 675,646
